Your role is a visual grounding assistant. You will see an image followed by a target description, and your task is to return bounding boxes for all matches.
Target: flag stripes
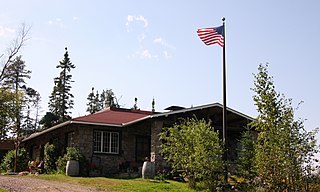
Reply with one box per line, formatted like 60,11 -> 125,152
197,27 -> 224,47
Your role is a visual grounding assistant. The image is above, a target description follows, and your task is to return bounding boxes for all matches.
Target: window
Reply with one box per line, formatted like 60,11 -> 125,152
93,130 -> 119,154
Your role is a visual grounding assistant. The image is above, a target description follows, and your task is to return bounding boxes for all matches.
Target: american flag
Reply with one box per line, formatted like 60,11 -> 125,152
197,26 -> 224,47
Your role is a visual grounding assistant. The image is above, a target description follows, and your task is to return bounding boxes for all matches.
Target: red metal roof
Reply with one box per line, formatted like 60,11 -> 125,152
72,107 -> 153,126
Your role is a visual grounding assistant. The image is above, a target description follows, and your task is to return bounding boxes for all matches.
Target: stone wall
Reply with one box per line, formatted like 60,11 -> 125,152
76,122 -> 151,175
150,120 -> 164,171
22,121 -> 151,176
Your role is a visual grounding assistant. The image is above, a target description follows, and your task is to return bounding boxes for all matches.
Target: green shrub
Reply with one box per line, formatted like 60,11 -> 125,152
1,148 -> 29,172
44,143 -> 59,173
56,147 -> 88,176
160,118 -> 224,190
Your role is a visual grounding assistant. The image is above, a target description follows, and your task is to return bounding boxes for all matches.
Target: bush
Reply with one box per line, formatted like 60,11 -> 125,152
1,147 -> 29,172
56,147 -> 88,176
160,117 -> 224,190
44,143 -> 59,173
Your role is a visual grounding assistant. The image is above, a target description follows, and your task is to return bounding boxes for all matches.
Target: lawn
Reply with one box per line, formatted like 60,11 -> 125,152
29,174 -> 196,192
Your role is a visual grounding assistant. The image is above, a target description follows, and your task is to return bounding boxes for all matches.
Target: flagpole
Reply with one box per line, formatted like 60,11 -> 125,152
221,17 -> 228,184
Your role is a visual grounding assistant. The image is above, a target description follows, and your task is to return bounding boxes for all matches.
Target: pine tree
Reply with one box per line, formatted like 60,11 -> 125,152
86,87 -> 100,114
1,56 -> 31,137
86,88 -> 119,114
22,87 -> 41,135
103,89 -> 119,108
48,47 -> 75,123
0,89 -> 15,139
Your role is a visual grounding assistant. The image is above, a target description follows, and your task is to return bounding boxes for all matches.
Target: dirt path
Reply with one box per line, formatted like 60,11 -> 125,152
0,176 -> 105,192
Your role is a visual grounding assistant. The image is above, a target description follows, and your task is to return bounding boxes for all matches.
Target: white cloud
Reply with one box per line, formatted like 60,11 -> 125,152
138,32 -> 146,43
129,49 -> 158,60
126,15 -> 148,29
0,26 -> 15,37
73,16 -> 80,21
153,37 -> 165,45
153,37 -> 176,50
126,15 -> 134,24
141,49 -> 153,59
136,15 -> 148,27
163,51 -> 172,59
48,18 -> 64,28
125,15 -> 175,60
153,37 -> 175,60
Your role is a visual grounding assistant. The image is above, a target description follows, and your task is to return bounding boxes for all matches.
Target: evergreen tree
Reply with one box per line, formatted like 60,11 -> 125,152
251,64 -> 318,191
0,89 -> 15,139
235,127 -> 257,191
22,87 -> 41,134
39,112 -> 59,129
99,89 -> 106,110
86,88 -> 119,114
102,89 -> 119,108
48,47 -> 75,123
1,56 -> 31,137
86,87 -> 100,114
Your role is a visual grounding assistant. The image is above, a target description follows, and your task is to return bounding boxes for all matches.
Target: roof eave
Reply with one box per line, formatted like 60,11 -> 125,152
22,120 -> 72,142
122,115 -> 151,126
70,120 -> 123,127
22,118 -> 148,142
151,103 -> 254,121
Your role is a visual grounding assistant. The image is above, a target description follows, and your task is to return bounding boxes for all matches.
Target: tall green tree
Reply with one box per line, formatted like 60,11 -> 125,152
86,87 -> 100,114
236,127 -> 256,180
0,89 -> 15,139
48,47 -> 75,123
160,118 -> 224,190
86,88 -> 119,114
101,89 -> 119,108
1,56 -> 31,137
235,127 -> 257,191
22,87 -> 41,135
251,63 -> 318,191
0,24 -> 30,138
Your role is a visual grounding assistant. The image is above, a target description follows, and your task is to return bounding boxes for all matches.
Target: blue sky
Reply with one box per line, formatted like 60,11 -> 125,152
0,0 -> 319,135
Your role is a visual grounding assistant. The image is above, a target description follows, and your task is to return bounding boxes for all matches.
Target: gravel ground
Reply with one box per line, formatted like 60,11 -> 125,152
0,176 -> 105,192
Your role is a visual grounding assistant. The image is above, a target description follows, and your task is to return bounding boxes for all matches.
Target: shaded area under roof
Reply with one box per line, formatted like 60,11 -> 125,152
164,106 -> 186,111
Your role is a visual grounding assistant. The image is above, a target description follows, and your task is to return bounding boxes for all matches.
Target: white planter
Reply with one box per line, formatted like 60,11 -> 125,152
66,160 -> 79,176
142,161 -> 155,179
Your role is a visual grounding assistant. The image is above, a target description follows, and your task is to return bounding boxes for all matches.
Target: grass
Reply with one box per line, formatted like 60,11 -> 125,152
28,174 -> 196,192
0,189 -> 8,192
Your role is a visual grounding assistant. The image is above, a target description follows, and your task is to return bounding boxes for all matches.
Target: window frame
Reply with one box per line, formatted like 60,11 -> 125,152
93,130 -> 120,154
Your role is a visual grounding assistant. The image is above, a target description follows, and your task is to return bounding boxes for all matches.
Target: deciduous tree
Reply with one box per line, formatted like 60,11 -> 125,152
160,118 -> 224,190
0,23 -> 30,83
251,63 -> 318,191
